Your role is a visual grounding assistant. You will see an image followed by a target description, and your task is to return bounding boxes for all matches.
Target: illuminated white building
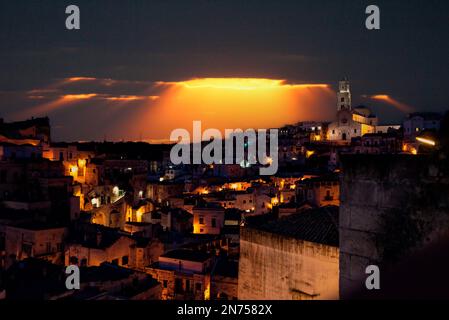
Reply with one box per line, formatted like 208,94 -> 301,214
328,79 -> 378,142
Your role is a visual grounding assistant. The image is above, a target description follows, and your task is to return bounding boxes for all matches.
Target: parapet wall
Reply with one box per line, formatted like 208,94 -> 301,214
239,227 -> 339,300
339,154 -> 449,298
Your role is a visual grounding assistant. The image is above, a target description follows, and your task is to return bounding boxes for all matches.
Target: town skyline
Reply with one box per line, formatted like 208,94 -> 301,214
1,0 -> 449,303
1,77 -> 442,142
1,0 -> 449,141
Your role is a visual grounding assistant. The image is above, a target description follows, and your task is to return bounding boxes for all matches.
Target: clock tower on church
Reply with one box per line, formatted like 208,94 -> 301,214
337,78 -> 351,111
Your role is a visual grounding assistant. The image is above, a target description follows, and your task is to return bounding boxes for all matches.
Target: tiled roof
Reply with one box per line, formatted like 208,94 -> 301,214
254,206 -> 339,247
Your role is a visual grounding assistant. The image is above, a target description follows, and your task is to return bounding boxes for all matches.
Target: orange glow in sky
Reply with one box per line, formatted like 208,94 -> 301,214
62,94 -> 98,100
15,77 -> 336,141
162,78 -> 329,91
16,93 -> 99,118
132,78 -> 335,141
370,94 -> 414,113
105,95 -> 159,101
67,77 -> 97,82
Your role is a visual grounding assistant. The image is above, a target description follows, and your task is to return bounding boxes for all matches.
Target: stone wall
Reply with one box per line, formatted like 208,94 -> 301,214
211,274 -> 238,300
5,226 -> 67,268
238,228 -> 339,300
339,154 -> 449,298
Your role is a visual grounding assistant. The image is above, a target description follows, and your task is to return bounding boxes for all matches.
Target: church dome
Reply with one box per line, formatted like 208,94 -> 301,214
353,105 -> 372,117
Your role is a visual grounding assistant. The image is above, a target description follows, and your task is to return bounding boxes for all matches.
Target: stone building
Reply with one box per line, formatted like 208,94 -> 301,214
64,227 -> 162,269
211,259 -> 238,300
403,112 -> 442,140
0,117 -> 51,146
339,153 -> 449,298
204,190 -> 256,213
238,207 -> 339,300
146,181 -> 185,204
3,223 -> 67,269
352,131 -> 403,154
160,207 -> 193,233
296,174 -> 340,207
145,249 -> 213,300
193,202 -> 225,235
65,234 -> 135,268
4,259 -> 161,300
328,80 -> 377,143
89,195 -> 127,228
75,263 -> 162,300
0,143 -> 42,160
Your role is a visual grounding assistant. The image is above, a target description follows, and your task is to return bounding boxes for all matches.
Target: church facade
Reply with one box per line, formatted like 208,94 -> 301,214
327,79 -> 378,142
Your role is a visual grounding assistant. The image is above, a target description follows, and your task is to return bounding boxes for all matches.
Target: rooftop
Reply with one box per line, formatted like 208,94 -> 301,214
80,263 -> 135,283
407,112 -> 442,121
252,206 -> 339,247
0,117 -> 50,131
160,249 -> 211,263
69,224 -> 125,249
167,208 -> 192,221
362,131 -> 400,138
193,202 -> 224,210
298,173 -> 340,184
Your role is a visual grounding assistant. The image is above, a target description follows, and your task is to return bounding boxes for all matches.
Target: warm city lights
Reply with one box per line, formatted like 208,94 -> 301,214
416,136 -> 436,146
1,1 -> 448,306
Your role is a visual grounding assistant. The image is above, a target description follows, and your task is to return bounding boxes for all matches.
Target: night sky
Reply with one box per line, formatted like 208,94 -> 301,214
0,0 -> 448,141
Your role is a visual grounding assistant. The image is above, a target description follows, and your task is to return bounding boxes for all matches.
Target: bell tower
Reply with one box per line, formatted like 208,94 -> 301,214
337,78 -> 351,111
